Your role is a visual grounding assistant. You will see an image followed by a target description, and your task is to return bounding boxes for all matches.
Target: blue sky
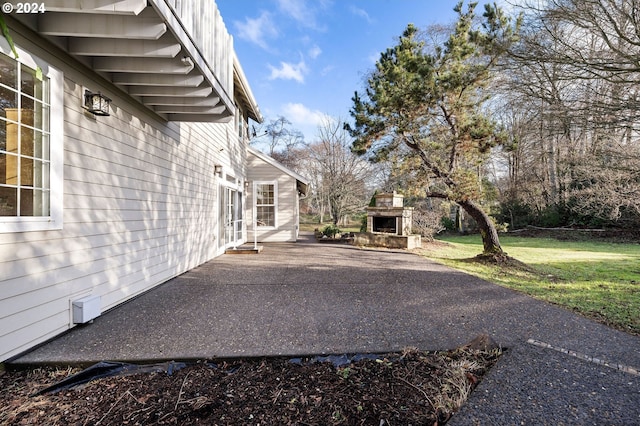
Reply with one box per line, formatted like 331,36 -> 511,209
216,0 -> 483,143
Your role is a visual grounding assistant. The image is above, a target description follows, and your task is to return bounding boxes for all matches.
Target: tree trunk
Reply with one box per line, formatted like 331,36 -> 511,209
457,199 -> 504,255
455,206 -> 465,234
330,201 -> 340,225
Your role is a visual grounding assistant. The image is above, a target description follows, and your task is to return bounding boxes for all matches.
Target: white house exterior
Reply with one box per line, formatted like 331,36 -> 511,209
0,1 -> 281,362
247,147 -> 309,243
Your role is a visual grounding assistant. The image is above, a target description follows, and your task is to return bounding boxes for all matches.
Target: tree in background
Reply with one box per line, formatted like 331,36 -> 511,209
248,115 -> 376,225
252,116 -> 304,170
347,2 -> 519,256
495,0 -> 640,227
308,117 -> 375,225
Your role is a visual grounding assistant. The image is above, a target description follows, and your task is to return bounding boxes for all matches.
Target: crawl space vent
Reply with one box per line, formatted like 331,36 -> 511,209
72,295 -> 102,324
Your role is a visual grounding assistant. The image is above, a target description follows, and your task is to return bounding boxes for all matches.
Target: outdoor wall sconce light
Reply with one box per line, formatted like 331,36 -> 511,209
214,164 -> 223,175
84,90 -> 112,116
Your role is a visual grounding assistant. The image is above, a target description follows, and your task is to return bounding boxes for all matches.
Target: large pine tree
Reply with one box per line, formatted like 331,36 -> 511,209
347,1 -> 519,256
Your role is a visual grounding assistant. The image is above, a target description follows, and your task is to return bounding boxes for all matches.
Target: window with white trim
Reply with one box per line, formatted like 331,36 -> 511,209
237,108 -> 247,141
255,182 -> 276,227
0,41 -> 63,233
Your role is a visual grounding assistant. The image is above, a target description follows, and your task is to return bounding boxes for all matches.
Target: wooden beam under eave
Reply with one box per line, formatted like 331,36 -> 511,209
38,9 -> 165,39
153,105 -> 227,114
68,34 -> 181,57
112,73 -> 204,87
126,86 -> 213,97
44,0 -> 147,15
93,57 -> 194,74
141,96 -> 221,106
166,110 -> 234,123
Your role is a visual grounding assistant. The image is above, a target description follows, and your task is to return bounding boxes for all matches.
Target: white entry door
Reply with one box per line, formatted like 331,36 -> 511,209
219,185 -> 244,249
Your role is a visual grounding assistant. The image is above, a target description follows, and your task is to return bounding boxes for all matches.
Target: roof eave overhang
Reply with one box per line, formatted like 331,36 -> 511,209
11,0 -> 237,123
234,52 -> 263,123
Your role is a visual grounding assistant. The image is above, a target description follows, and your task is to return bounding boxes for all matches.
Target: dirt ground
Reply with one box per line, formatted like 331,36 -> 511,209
0,346 -> 500,425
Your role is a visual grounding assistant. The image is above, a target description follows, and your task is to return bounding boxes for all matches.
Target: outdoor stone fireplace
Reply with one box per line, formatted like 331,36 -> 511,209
354,192 -> 422,249
365,192 -> 413,236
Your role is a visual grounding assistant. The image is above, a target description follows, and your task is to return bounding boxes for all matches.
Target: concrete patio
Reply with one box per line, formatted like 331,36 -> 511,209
10,233 -> 640,424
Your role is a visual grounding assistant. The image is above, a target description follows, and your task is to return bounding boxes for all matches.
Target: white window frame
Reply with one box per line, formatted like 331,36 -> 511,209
237,108 -> 246,141
253,181 -> 277,228
0,39 -> 63,233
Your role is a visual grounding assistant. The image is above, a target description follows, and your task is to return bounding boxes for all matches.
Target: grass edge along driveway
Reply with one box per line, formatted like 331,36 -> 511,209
418,235 -> 640,336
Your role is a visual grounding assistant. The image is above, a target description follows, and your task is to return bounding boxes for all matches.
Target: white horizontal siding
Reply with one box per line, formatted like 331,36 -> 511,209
0,311 -> 70,363
0,295 -> 69,337
0,28 -> 240,361
247,152 -> 298,242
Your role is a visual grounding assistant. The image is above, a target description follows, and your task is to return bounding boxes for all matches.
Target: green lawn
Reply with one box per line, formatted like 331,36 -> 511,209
419,235 -> 640,335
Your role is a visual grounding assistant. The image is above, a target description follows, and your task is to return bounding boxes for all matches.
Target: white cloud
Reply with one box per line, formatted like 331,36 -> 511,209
308,44 -> 322,59
233,11 -> 278,50
275,0 -> 331,30
349,5 -> 374,24
276,0 -> 309,23
281,102 -> 330,141
320,64 -> 334,76
268,60 -> 308,83
283,102 -> 328,127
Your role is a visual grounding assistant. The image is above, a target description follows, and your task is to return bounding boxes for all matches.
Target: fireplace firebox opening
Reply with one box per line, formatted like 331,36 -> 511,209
373,217 -> 397,234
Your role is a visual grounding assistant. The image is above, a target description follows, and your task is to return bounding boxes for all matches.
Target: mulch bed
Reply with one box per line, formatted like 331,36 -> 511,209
1,347 -> 501,425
